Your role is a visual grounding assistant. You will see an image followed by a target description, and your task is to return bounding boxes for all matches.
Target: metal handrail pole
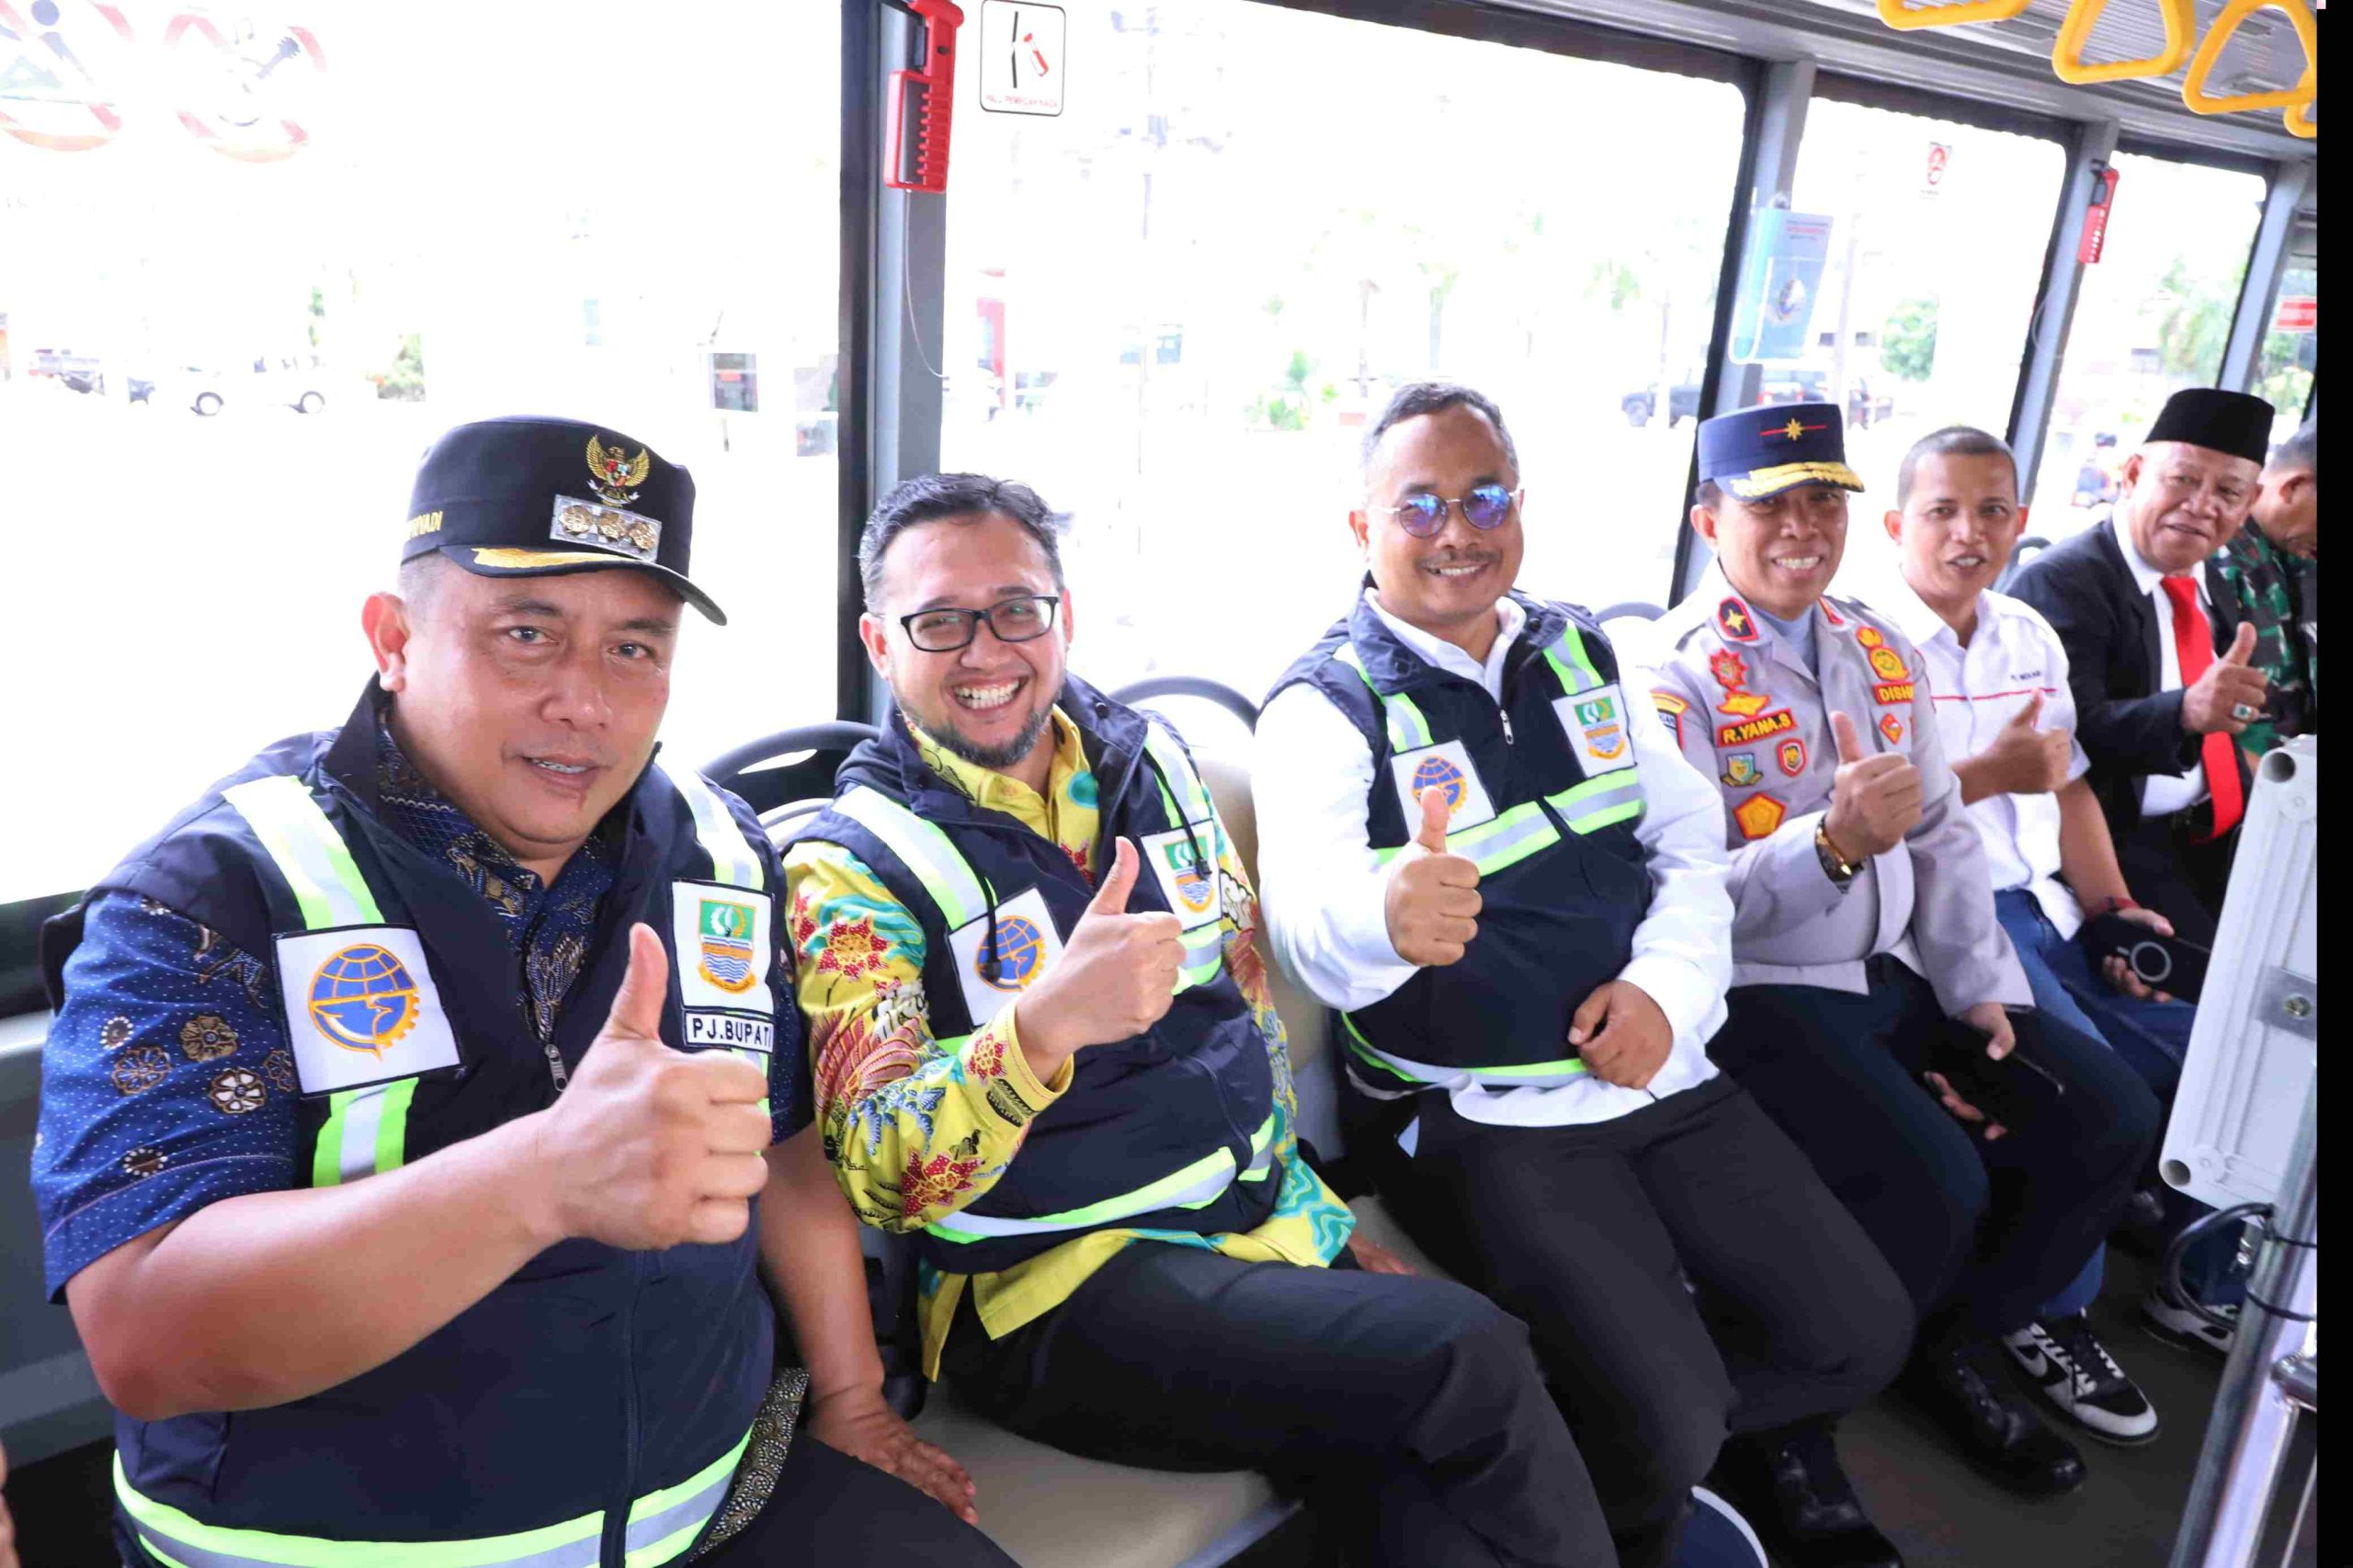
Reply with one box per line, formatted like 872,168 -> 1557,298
2168,1082 -> 2320,1568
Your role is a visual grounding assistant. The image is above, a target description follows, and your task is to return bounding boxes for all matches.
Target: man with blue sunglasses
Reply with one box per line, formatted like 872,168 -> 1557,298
1255,381 -> 1914,1568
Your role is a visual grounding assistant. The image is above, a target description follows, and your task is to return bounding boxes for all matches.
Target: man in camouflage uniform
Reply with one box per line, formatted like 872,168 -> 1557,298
2211,420 -> 2316,756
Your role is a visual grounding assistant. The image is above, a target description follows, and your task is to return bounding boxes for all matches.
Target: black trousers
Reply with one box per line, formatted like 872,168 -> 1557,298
1709,957 -> 2161,1342
701,1436 -> 1020,1566
2117,811 -> 2238,949
941,1240 -> 1618,1568
1390,1076 -> 1914,1568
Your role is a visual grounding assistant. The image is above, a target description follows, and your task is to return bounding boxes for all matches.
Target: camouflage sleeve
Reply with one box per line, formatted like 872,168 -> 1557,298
783,840 -> 1071,1233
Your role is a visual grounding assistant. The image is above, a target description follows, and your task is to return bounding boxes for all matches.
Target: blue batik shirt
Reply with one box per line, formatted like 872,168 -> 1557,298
33,723 -> 790,1299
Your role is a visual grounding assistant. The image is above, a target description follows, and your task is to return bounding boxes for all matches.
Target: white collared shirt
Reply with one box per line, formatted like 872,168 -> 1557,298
1888,581 -> 2092,939
1254,590 -> 1732,1130
2109,514 -> 2211,818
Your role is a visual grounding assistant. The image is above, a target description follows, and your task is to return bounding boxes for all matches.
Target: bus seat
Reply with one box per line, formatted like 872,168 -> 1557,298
910,1389 -> 1301,1568
700,722 -> 881,836
1188,748 -> 1457,1286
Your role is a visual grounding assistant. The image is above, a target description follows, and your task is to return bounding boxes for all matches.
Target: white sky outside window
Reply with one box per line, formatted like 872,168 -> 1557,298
0,2 -> 840,903
938,0 -> 1745,705
1789,97 -> 2064,613
2029,153 -> 2264,531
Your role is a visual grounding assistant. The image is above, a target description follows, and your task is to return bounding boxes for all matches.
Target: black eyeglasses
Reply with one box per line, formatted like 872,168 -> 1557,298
898,595 -> 1062,653
1370,483 -> 1522,539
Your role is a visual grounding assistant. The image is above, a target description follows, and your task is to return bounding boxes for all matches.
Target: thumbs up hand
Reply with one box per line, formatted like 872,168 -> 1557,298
1975,690 -> 2075,796
529,924 -> 775,1252
1384,785 -> 1483,968
1823,710 -> 1922,863
2183,620 -> 2270,736
1015,837 -> 1186,1076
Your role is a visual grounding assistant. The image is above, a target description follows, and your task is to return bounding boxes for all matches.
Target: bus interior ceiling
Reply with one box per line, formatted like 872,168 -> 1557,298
0,0 -> 2317,1564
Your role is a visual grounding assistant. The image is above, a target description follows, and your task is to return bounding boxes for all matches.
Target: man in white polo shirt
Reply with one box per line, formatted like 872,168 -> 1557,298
1882,425 -> 2239,1410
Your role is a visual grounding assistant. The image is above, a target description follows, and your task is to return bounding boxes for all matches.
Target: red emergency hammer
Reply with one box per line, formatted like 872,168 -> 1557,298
884,0 -> 962,194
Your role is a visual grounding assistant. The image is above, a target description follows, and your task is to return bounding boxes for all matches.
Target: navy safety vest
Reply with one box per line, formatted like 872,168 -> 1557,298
1268,591 -> 1650,1094
40,687 -> 794,1568
791,676 -> 1278,1279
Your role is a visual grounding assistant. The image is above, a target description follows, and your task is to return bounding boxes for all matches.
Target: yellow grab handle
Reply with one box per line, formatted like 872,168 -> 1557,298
2180,0 -> 2317,117
2052,0 -> 2196,84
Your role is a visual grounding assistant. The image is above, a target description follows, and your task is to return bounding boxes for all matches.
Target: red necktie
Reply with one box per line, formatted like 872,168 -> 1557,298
2161,575 -> 2244,840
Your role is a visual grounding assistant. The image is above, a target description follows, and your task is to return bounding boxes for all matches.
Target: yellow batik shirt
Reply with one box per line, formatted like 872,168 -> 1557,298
782,708 -> 1355,1378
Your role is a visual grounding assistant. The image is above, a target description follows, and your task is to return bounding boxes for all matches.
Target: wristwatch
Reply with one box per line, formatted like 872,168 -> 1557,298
1814,820 -> 1861,889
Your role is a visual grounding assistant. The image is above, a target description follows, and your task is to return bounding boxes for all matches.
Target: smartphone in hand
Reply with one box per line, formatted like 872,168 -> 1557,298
1926,1016 -> 2065,1134
2077,915 -> 2208,1003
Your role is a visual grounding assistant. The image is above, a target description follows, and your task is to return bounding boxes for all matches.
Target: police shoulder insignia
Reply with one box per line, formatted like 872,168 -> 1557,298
1716,597 -> 1759,643
1733,793 -> 1787,841
1819,597 -> 1847,628
1652,690 -> 1688,744
1879,711 -> 1905,745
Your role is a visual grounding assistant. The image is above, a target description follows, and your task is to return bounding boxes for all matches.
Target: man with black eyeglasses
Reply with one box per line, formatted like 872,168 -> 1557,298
779,472 -> 1622,1567
1254,383 -> 1914,1568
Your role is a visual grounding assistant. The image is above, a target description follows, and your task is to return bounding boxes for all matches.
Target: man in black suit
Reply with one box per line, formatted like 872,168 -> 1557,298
2009,389 -> 2275,948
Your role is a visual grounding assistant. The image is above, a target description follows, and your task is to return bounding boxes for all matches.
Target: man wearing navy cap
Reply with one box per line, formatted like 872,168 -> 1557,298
32,418 -> 1013,1566
2009,389 -> 2273,948
1647,404 -> 2158,1500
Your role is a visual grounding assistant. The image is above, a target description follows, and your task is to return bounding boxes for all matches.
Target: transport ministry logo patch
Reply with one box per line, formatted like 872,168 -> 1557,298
308,943 -> 420,1057
976,915 -> 1048,992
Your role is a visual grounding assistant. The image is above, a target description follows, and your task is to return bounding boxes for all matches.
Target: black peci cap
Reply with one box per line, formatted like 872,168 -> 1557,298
1696,403 -> 1865,501
400,417 -> 724,624
2144,389 -> 2275,468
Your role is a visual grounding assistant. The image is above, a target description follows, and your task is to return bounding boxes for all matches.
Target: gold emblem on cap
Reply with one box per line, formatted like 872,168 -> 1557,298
558,504 -> 597,537
586,434 -> 652,506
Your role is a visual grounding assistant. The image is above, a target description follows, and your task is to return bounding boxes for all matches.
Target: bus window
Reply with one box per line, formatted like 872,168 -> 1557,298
1786,94 -> 2065,606
2255,219 -> 2316,444
936,2 -> 1745,699
2029,152 -> 2267,525
0,3 -> 840,911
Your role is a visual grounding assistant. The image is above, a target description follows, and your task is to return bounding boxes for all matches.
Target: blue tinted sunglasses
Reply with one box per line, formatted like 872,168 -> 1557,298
1372,483 -> 1522,538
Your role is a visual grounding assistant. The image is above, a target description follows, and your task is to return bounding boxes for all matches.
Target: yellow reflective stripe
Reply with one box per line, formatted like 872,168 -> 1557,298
1542,624 -> 1605,696
1335,642 -> 1432,751
1341,1015 -> 1588,1089
223,776 -> 382,930
116,1453 -> 605,1568
116,1427 -> 750,1568
660,765 -> 762,892
926,1111 -> 1278,1241
835,788 -> 984,929
622,1430 -> 750,1566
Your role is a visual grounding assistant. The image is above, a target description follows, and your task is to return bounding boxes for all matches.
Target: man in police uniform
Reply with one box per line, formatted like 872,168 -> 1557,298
785,472 -> 1618,1568
32,419 -> 1013,1567
1647,405 -> 2159,1497
1254,382 -> 1912,1568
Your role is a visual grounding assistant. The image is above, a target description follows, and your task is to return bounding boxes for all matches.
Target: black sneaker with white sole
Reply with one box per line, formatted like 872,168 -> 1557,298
2002,1312 -> 2160,1445
2141,1291 -> 2239,1357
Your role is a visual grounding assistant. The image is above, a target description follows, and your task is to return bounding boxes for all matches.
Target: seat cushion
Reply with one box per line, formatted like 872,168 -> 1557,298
909,1386 -> 1296,1568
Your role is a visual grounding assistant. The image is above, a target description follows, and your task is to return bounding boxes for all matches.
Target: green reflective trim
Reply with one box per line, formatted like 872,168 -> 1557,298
223,776 -> 383,930
622,1430 -> 751,1567
660,765 -> 762,892
1542,624 -> 1605,696
1549,772 -> 1646,835
312,1090 -> 357,1189
371,1077 -> 417,1176
835,788 -> 983,929
1335,643 -> 1433,752
1341,1014 -> 1588,1089
1564,799 -> 1644,835
1340,1015 -> 1422,1084
926,1110 -> 1278,1242
116,1453 -> 606,1568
